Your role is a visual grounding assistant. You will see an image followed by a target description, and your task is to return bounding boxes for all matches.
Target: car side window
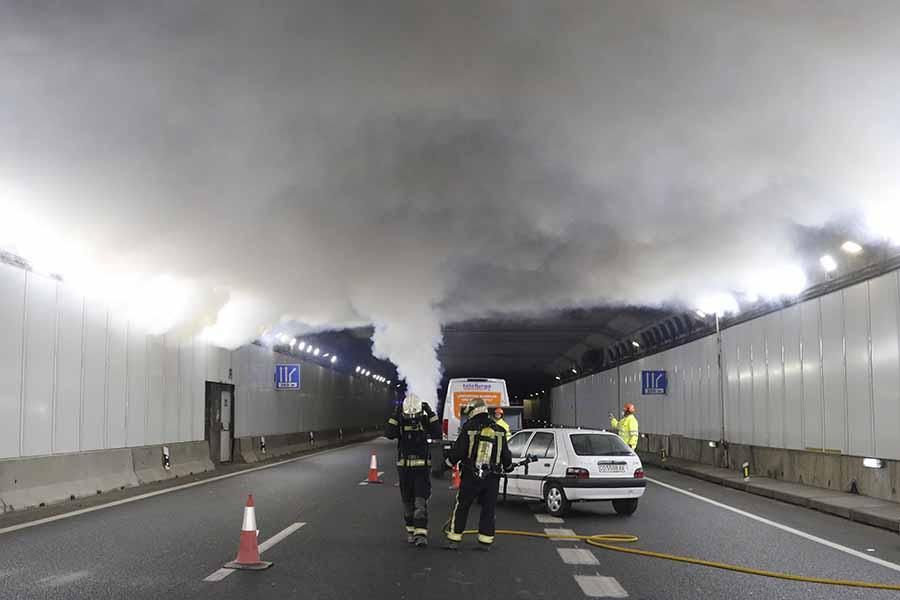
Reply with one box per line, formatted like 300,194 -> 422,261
507,431 -> 532,458
525,432 -> 555,459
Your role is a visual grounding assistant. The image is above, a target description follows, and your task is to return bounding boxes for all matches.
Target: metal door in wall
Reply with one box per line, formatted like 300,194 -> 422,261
205,382 -> 236,464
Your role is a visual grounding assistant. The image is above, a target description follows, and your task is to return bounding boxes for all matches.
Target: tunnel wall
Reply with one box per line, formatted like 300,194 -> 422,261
553,269 -> 900,462
232,344 -> 395,437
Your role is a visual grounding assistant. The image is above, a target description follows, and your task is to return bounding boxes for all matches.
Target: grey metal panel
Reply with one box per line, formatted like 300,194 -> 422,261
763,312 -> 785,449
126,328 -> 147,447
163,335 -> 180,443
0,264 -> 24,458
736,322 -> 754,445
106,315 -> 128,449
820,291 -> 846,453
178,337 -> 194,442
54,287 -> 83,454
192,340 -> 206,441
22,274 -> 56,457
145,335 -> 165,444
781,304 -> 803,450
750,319 -> 768,447
843,282 -> 873,457
800,299 -> 823,451
81,303 -> 107,451
706,335 -> 722,441
722,326 -> 740,443
869,272 -> 900,459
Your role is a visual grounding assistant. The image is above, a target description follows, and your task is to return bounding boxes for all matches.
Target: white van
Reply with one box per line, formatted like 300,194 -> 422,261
433,377 -> 521,474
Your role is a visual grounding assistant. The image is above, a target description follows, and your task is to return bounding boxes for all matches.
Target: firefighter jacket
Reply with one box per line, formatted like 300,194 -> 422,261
385,402 -> 441,468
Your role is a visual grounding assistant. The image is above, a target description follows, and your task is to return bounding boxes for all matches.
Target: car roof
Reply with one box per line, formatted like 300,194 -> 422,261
516,427 -> 615,435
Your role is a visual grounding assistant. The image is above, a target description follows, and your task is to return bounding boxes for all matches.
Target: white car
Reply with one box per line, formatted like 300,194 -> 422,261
503,428 -> 645,517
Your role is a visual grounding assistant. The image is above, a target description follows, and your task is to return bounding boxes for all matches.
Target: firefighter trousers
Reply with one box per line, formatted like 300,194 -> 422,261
447,473 -> 500,545
398,467 -> 431,537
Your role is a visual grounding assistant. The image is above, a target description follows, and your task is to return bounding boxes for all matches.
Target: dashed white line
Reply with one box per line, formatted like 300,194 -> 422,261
646,476 -> 900,575
534,513 -> 565,524
574,575 -> 628,598
558,548 -> 599,565
203,522 -> 306,582
544,527 -> 577,540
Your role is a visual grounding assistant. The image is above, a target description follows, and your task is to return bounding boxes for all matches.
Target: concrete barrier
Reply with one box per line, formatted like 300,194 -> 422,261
168,441 -> 215,478
0,449 -> 138,513
132,445 -> 173,485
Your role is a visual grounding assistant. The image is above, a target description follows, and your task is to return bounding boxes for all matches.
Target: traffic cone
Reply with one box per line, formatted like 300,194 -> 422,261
449,463 -> 461,490
224,495 -> 273,570
367,450 -> 383,484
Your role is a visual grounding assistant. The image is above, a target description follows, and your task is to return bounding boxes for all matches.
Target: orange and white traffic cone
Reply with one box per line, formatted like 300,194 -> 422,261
224,495 -> 273,570
449,463 -> 461,490
367,450 -> 383,484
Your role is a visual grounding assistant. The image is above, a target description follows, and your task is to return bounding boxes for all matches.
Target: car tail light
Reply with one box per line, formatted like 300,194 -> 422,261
633,468 -> 645,479
442,419 -> 448,439
566,467 -> 589,479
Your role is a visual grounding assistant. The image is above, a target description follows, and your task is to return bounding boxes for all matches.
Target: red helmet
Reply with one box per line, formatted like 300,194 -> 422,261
623,403 -> 636,414
494,407 -> 504,418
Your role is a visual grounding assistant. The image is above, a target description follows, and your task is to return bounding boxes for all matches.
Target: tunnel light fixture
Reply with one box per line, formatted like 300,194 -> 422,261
313,347 -> 320,356
695,309 -> 707,319
555,375 -> 561,380
863,457 -> 884,469
387,380 -> 391,384
571,368 -> 577,374
322,352 -> 330,358
631,340 -> 641,348
331,355 -> 337,364
298,341 -> 306,351
355,366 -> 360,373
289,338 -> 297,348
820,254 -> 838,273
841,240 -> 863,255
708,441 -> 718,448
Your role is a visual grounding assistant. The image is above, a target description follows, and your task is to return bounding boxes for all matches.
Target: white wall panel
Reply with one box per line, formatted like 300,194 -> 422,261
81,303 -> 107,451
844,282 -> 873,457
763,312 -> 785,449
820,292 -> 846,453
723,326 -> 740,443
706,335 -> 722,440
750,319 -> 768,447
800,299 -> 823,451
106,315 -> 128,449
145,335 -> 165,444
192,340 -> 207,441
54,287 -> 83,454
163,335 -> 180,443
22,275 -> 57,456
0,265 -> 24,458
178,337 -> 194,442
870,272 -> 900,459
782,304 -> 803,450
736,322 -> 754,445
126,328 -> 147,447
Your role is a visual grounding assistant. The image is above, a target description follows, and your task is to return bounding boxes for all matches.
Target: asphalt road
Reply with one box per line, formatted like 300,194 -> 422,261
2,438 -> 900,599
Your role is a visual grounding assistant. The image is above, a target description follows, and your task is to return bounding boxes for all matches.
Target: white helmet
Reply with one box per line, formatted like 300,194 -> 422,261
402,393 -> 423,415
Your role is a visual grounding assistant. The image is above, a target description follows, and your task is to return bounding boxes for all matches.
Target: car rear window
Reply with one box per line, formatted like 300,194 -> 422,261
569,433 -> 632,456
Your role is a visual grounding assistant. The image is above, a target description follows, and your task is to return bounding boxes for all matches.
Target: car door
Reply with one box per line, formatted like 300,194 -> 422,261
504,430 -> 533,496
520,431 -> 558,499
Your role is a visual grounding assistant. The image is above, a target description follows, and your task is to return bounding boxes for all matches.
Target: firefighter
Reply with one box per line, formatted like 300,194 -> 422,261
385,393 -> 441,547
493,407 -> 510,439
444,398 -> 513,551
609,403 -> 639,449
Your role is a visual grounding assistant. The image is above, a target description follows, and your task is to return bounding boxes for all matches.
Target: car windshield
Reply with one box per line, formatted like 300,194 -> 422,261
570,433 -> 633,456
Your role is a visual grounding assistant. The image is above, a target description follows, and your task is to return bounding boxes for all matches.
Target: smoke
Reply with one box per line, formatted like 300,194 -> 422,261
2,1 -> 900,404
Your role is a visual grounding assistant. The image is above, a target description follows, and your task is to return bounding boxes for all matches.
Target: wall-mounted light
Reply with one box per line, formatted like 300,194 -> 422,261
708,441 -> 718,448
863,457 -> 884,469
298,342 -> 307,351
331,356 -> 337,364
841,240 -> 863,255
290,338 -> 297,348
571,368 -> 577,374
555,375 -> 561,381
631,340 -> 641,349
695,309 -> 707,319
820,254 -> 838,273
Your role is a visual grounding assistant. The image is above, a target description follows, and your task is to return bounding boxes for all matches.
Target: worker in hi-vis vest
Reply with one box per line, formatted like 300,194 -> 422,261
609,403 -> 639,449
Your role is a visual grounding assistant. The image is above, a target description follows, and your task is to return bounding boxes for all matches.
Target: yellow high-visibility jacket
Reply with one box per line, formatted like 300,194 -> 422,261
495,418 -> 510,439
610,414 -> 639,449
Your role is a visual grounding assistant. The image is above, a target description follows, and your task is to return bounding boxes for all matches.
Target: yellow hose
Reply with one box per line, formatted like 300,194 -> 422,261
453,528 -> 900,591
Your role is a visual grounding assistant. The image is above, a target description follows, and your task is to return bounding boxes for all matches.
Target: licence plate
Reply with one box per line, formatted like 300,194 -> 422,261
597,464 -> 626,473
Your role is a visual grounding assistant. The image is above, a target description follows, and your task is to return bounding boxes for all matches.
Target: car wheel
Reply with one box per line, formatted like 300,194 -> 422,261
612,498 -> 639,516
544,484 -> 570,517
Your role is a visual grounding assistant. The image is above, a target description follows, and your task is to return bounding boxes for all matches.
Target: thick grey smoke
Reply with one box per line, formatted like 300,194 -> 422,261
2,1 -> 900,403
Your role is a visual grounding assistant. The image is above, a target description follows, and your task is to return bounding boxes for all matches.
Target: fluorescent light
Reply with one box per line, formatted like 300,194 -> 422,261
289,338 -> 297,348
306,346 -> 313,353
820,254 -> 838,273
695,309 -> 707,319
631,340 -> 640,348
387,380 -> 391,384
331,356 -> 337,364
863,457 -> 884,469
841,241 -> 863,255
355,366 -> 360,373
322,353 -> 330,358
313,347 -> 320,356
571,368 -> 577,374
708,441 -> 718,448
298,342 -> 306,351
555,375 -> 561,380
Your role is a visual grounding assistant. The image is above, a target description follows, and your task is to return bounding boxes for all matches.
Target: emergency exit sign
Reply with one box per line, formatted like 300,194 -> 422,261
641,370 -> 667,395
275,364 -> 301,390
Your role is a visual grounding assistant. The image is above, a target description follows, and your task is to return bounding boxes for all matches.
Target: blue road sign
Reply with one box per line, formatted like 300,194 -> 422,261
275,364 -> 301,390
641,370 -> 667,395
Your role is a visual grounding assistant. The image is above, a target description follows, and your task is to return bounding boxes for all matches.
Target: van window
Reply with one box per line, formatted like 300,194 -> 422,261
507,431 -> 532,458
525,432 -> 555,459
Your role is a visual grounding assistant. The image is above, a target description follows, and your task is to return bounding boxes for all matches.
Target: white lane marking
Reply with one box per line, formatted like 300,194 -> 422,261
647,476 -> 900,575
37,570 -> 90,587
558,548 -> 599,565
544,527 -> 577,540
203,522 -> 306,582
0,442 -> 369,536
574,575 -> 628,598
203,568 -> 234,582
534,514 -> 565,524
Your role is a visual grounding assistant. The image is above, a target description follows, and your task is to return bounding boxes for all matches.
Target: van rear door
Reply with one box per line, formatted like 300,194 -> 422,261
441,378 -> 508,441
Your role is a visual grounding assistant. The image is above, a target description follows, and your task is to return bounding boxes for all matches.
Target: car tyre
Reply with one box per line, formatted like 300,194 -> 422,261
544,483 -> 570,517
612,498 -> 639,516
